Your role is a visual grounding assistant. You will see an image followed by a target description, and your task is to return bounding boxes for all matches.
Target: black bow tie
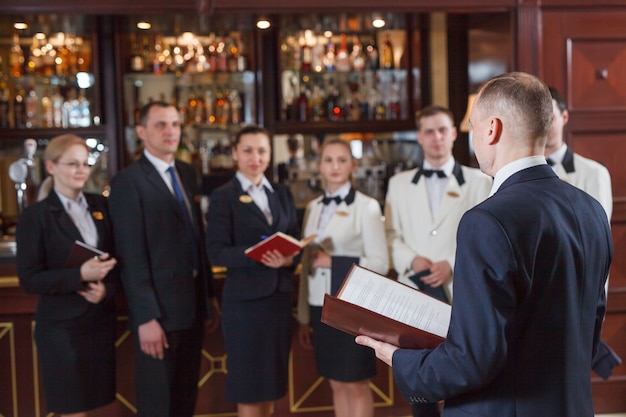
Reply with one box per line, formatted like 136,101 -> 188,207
422,169 -> 447,178
321,196 -> 342,205
547,158 -> 555,166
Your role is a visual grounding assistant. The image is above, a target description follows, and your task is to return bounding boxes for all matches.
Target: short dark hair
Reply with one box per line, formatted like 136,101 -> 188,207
415,105 -> 455,130
233,124 -> 272,147
548,87 -> 567,113
138,101 -> 176,126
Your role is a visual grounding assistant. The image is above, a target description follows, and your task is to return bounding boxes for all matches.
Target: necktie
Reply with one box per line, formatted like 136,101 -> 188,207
167,166 -> 199,270
547,158 -> 555,166
321,196 -> 342,205
421,169 -> 447,178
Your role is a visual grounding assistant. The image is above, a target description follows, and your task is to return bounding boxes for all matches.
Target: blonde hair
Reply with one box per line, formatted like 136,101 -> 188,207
44,134 -> 89,163
320,137 -> 354,159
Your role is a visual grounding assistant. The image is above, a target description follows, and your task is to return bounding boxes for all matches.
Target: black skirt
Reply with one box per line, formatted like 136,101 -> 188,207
221,291 -> 293,403
310,306 -> 376,382
34,311 -> 116,414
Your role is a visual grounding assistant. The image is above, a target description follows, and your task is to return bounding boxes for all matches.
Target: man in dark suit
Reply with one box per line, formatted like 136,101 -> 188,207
357,72 -> 613,417
109,101 -> 219,417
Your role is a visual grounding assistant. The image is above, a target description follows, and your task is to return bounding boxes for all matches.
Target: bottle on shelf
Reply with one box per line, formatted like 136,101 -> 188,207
296,85 -> 309,122
0,81 -> 10,128
77,89 -> 91,127
204,89 -> 215,124
335,34 -> 351,72
63,88 -> 80,128
10,33 -> 25,78
381,34 -> 394,69
130,33 -> 145,72
324,40 -> 336,71
52,87 -> 64,128
309,84 -> 325,121
25,86 -> 39,128
350,36 -> 366,71
366,40 -> 379,70
229,89 -> 242,125
14,87 -> 27,129
41,88 -> 54,128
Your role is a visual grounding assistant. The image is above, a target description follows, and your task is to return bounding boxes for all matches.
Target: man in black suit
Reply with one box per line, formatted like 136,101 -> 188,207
109,101 -> 219,417
357,72 -> 613,417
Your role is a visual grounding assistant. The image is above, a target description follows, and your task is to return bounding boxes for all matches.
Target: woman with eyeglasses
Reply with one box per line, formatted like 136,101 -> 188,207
16,134 -> 118,417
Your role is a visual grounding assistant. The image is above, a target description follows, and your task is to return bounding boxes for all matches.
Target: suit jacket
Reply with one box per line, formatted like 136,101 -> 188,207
296,188 -> 389,324
206,177 -> 299,301
553,146 -> 613,221
16,190 -> 118,322
384,163 -> 491,300
392,165 -> 613,417
108,154 -> 214,332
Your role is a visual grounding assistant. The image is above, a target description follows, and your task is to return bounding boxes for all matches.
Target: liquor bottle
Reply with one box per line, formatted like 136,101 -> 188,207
297,85 -> 309,122
41,88 -> 54,128
335,34 -> 351,72
229,89 -> 242,124
24,86 -> 39,128
52,87 -> 64,128
388,80 -> 401,120
14,87 -> 27,128
381,35 -> 394,69
350,36 -> 366,71
366,40 -> 379,70
214,90 -> 228,124
324,41 -> 336,71
10,33 -> 25,78
311,37 -> 325,72
309,84 -> 325,121
194,89 -> 206,125
77,89 -> 91,127
187,92 -> 198,125
301,42 -> 312,72
63,88 -> 80,128
130,33 -> 145,72
27,35 -> 43,75
205,89 -> 215,124
0,81 -> 10,128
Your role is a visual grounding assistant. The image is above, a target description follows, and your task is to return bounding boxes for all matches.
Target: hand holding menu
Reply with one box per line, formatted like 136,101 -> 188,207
321,264 -> 451,349
65,240 -> 106,268
245,232 -> 316,262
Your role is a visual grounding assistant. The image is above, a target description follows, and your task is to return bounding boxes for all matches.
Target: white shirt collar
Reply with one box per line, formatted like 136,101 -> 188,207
490,155 -> 547,196
423,157 -> 455,177
236,171 -> 274,193
547,143 -> 568,166
325,181 -> 351,199
143,149 -> 174,173
55,189 -> 88,210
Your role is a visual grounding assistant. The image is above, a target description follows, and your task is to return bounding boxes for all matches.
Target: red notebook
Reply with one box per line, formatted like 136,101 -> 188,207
244,232 -> 316,263
64,240 -> 106,268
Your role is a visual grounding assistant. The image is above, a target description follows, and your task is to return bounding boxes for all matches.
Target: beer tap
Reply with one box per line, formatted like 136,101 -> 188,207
8,138 -> 38,214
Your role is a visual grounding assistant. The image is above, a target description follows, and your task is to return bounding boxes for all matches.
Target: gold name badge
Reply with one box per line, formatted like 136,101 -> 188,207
447,191 -> 460,198
335,211 -> 349,217
239,195 -> 253,203
92,211 -> 104,220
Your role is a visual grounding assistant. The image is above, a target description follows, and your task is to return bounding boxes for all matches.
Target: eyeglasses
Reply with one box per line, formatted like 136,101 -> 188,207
56,161 -> 91,170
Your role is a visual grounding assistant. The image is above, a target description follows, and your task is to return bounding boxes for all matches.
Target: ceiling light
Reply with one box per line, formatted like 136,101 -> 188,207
14,22 -> 28,30
256,17 -> 271,30
136,21 -> 152,30
372,14 -> 386,29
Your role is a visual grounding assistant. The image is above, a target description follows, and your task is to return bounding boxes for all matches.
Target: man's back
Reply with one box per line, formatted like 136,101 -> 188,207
393,165 -> 612,417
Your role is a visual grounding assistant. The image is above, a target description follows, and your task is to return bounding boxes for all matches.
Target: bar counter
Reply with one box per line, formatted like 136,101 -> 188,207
0,241 -> 411,417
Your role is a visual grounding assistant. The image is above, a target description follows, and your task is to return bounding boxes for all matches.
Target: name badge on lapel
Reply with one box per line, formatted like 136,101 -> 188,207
446,191 -> 460,198
92,211 -> 104,220
335,211 -> 349,217
239,195 -> 253,203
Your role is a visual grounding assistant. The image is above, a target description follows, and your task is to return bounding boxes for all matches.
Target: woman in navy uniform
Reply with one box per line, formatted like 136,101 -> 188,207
297,137 -> 389,417
16,134 -> 118,417
206,125 -> 300,417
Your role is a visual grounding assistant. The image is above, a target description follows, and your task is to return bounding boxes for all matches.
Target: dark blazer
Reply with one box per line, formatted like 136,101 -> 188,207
108,154 -> 214,332
392,165 -> 613,417
206,177 -> 299,301
16,190 -> 117,322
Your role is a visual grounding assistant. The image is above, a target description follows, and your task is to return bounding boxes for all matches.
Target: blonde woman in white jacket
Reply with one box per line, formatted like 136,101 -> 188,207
297,137 -> 389,417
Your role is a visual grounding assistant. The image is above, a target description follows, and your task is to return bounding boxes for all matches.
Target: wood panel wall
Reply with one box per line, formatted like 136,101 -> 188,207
541,9 -> 626,413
